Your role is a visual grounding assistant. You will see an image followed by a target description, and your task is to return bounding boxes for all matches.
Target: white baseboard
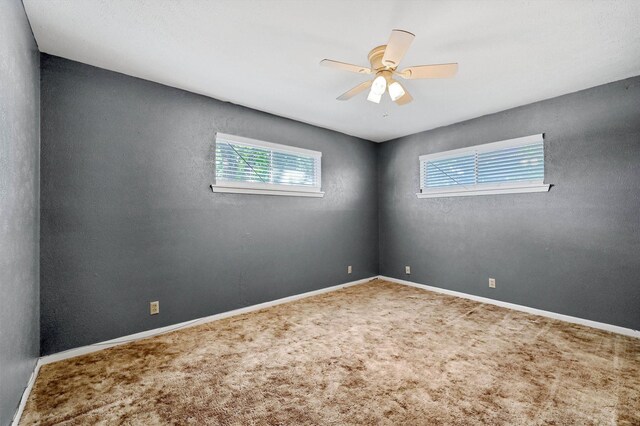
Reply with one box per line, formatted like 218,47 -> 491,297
13,274 -> 637,424
39,276 -> 377,366
11,359 -> 42,426
379,275 -> 640,339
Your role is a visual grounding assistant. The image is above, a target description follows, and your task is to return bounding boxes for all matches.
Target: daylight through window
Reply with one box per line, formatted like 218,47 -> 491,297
418,134 -> 549,198
213,133 -> 323,197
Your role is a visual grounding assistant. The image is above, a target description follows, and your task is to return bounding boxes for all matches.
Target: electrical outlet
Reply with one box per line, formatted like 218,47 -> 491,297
347,265 -> 352,274
150,301 -> 160,315
405,266 -> 411,274
489,278 -> 496,288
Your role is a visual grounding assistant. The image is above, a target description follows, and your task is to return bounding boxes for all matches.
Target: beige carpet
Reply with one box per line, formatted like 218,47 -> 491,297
21,279 -> 640,425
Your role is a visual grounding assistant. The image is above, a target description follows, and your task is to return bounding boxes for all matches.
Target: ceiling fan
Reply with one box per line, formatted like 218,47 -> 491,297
320,29 -> 458,106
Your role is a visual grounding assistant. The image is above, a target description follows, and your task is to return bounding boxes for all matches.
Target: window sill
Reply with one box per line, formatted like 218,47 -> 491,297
416,183 -> 550,198
211,185 -> 325,198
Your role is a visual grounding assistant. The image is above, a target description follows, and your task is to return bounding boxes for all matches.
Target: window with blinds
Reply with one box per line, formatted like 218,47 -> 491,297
213,133 -> 323,197
418,134 -> 549,198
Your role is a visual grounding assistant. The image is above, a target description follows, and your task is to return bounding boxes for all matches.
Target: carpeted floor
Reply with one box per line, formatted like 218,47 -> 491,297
21,279 -> 640,425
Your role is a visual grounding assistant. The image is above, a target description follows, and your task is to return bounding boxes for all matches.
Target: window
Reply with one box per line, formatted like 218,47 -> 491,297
212,133 -> 323,197
418,134 -> 549,198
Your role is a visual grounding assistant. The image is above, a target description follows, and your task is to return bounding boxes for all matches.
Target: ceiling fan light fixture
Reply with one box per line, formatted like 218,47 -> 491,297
367,90 -> 382,104
388,81 -> 405,101
367,75 -> 387,103
371,75 -> 387,95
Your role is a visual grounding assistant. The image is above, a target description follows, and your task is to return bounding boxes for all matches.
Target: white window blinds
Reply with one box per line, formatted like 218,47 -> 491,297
418,134 -> 549,198
423,154 -> 476,188
477,143 -> 544,184
214,133 -> 322,196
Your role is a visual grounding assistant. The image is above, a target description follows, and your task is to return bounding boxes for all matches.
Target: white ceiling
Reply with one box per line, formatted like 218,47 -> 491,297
23,0 -> 640,142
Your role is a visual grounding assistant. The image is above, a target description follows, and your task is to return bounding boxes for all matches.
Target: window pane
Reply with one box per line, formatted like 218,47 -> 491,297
477,143 -> 543,184
215,139 -> 319,188
272,151 -> 316,185
215,142 -> 271,183
424,154 -> 476,188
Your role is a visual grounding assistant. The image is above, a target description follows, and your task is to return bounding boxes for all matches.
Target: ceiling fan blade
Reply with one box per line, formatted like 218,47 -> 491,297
382,29 -> 415,68
337,80 -> 373,100
398,63 -> 458,79
320,59 -> 371,74
393,83 -> 413,106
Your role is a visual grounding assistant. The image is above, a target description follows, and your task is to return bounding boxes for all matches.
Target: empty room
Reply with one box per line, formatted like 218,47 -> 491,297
1,0 -> 639,424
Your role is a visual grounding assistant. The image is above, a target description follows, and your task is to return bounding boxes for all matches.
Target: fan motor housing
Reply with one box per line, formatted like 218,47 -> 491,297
368,45 -> 394,71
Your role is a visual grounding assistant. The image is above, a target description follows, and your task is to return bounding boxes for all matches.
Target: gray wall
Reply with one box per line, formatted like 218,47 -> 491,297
37,52 -> 640,357
0,0 -> 40,423
379,76 -> 640,330
40,54 -> 378,355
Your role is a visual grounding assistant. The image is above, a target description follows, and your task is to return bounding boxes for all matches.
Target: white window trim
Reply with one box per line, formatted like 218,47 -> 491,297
417,133 -> 549,199
211,184 -> 324,197
417,182 -> 550,198
212,132 -> 323,197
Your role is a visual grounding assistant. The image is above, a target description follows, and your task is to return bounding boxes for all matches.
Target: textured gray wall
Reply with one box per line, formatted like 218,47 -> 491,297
40,54 -> 378,355
0,0 -> 40,423
379,76 -> 640,330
